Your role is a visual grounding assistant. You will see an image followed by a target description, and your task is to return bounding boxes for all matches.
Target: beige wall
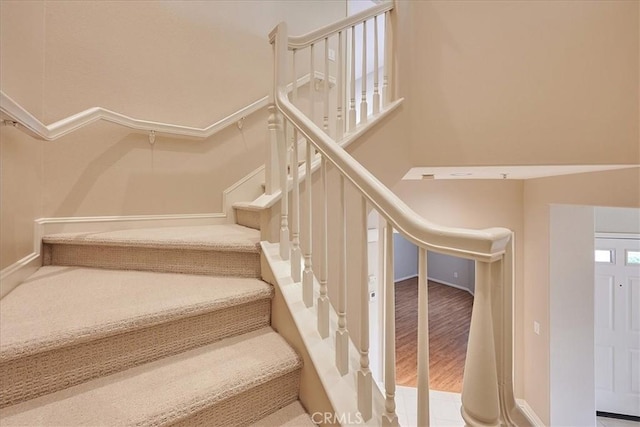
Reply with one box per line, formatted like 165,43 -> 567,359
523,167 -> 640,424
0,1 -> 46,269
0,128 -> 43,270
405,0 -> 639,166
392,179 -> 525,397
0,1 -> 346,269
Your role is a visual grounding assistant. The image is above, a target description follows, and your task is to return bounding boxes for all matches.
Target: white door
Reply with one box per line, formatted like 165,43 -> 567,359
595,237 -> 640,416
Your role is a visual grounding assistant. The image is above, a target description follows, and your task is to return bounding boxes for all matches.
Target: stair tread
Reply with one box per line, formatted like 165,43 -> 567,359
43,224 -> 260,253
251,401 -> 316,426
0,328 -> 301,426
0,266 -> 272,360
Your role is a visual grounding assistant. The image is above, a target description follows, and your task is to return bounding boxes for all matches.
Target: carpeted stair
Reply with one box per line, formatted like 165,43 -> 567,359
0,224 -> 315,426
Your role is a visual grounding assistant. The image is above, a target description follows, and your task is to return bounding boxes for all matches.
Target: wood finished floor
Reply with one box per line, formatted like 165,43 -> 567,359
395,278 -> 473,392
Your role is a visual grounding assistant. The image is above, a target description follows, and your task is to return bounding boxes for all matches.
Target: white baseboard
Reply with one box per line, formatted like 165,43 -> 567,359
516,399 -> 546,426
394,274 -> 418,282
428,277 -> 475,296
0,252 -> 41,298
35,213 -> 228,237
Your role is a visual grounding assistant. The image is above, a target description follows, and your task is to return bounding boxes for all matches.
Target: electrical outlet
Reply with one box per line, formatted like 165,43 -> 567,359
328,48 -> 336,62
534,321 -> 540,335
453,272 -> 458,278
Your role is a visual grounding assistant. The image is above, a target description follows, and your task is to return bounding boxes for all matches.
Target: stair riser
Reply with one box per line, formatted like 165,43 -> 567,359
43,244 -> 261,278
235,208 -> 261,230
0,300 -> 271,408
171,369 -> 301,427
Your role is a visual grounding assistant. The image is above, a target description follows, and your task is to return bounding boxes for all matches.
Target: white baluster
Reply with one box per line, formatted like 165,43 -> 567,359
336,30 -> 344,141
302,140 -> 314,308
290,52 -> 301,281
357,196 -> 372,420
383,11 -> 392,107
292,50 -> 298,105
382,222 -> 398,427
336,175 -> 349,374
317,156 -> 329,338
417,247 -> 430,427
279,117 -> 289,260
461,260 -> 500,427
291,128 -> 301,282
360,20 -> 368,125
348,25 -> 357,131
310,43 -> 316,125
323,37 -> 330,134
373,15 -> 380,115
266,105 -> 279,195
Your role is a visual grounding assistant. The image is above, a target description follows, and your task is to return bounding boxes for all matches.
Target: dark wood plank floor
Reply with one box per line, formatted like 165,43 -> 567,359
395,277 -> 473,392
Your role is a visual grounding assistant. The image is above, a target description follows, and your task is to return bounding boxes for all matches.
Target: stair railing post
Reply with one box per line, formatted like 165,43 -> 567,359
265,105 -> 280,196
360,20 -> 368,125
317,156 -> 330,338
336,175 -> 349,373
348,25 -> 357,131
278,116 -> 290,260
417,247 -> 430,426
335,30 -> 344,141
290,127 -> 301,282
373,14 -> 380,115
382,222 -> 399,427
357,196 -> 372,420
323,37 -> 330,134
302,139 -> 314,308
461,259 -> 500,427
290,50 -> 301,281
382,11 -> 392,108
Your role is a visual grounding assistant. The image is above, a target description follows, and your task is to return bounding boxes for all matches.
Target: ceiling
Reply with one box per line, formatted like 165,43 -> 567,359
402,165 -> 639,181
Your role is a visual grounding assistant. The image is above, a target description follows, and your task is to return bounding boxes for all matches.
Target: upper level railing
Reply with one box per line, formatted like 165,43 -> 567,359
0,90 -> 268,141
267,3 -> 530,426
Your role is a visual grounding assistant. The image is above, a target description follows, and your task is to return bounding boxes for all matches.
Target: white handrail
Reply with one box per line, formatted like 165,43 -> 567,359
272,22 -> 509,262
282,94 -> 510,261
0,91 -> 269,141
281,2 -> 393,50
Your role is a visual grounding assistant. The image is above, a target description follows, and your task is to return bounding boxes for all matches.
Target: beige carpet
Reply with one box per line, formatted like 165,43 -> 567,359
0,328 -> 302,426
251,401 -> 317,426
43,225 -> 262,278
0,224 -> 315,425
42,224 -> 261,252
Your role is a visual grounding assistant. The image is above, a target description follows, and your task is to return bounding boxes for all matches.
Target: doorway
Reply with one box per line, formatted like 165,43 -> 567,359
391,232 -> 475,392
595,236 -> 640,419
549,205 -> 640,426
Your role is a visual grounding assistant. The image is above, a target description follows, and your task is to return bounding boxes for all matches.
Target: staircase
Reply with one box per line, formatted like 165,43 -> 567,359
0,224 -> 315,426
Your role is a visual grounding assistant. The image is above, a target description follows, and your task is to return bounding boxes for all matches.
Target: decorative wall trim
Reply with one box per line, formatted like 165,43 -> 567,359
0,252 -> 41,298
516,399 -> 546,427
0,90 -> 269,141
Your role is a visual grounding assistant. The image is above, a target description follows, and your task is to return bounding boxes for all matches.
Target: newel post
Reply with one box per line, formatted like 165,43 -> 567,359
461,259 -> 500,427
266,22 -> 289,197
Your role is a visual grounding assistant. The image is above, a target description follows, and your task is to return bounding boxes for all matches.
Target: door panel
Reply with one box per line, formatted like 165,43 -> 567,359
595,275 -> 615,330
595,237 -> 640,417
630,277 -> 640,332
595,345 -> 614,391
